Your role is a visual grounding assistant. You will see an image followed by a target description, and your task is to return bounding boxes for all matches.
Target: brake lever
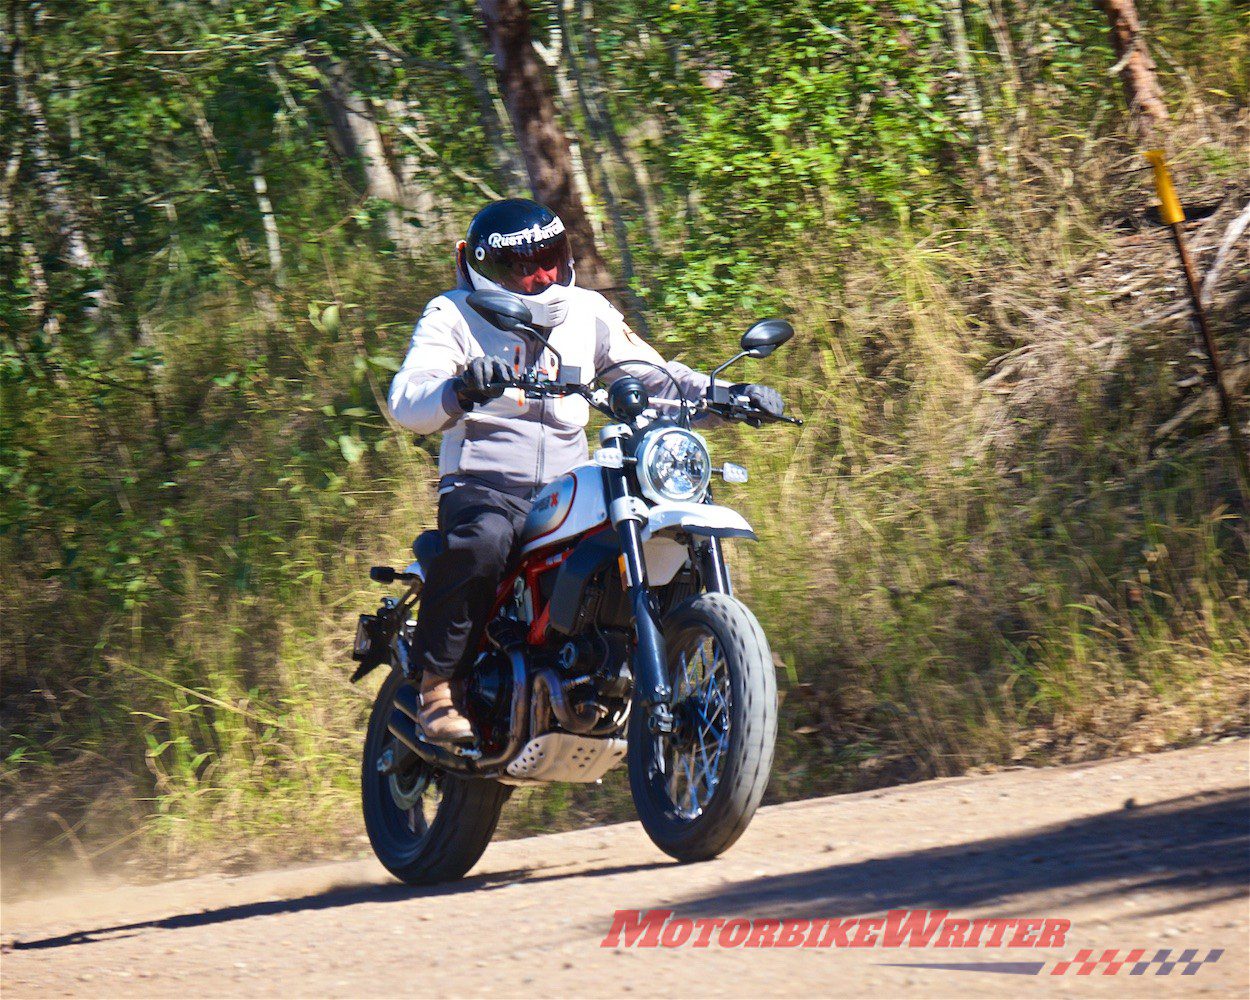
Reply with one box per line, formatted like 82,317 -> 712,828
724,401 -> 803,427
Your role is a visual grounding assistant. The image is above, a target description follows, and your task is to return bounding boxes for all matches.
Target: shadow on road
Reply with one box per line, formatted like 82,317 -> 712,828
670,788 -> 1248,917
7,860 -> 667,952
10,788 -> 1246,952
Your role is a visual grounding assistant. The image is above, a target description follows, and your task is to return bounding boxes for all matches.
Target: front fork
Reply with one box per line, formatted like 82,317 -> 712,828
602,432 -> 732,735
601,429 -> 671,732
608,498 -> 672,735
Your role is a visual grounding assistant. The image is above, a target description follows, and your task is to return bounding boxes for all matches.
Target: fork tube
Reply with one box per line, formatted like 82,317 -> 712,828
602,457 -> 671,713
620,519 -> 671,709
701,537 -> 733,595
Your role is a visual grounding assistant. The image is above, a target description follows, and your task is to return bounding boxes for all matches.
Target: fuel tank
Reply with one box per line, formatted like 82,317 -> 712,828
520,464 -> 609,555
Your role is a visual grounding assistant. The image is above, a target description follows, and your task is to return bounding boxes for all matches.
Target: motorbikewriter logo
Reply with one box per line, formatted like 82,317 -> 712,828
600,910 -> 1224,977
601,909 -> 1071,951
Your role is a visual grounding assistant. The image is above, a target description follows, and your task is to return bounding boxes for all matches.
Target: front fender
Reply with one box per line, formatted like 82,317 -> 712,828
641,501 -> 757,542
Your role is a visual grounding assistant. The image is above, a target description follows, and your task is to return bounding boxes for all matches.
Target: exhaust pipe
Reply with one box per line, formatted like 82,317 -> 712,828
473,649 -> 530,769
534,668 -> 605,735
386,697 -> 465,771
392,679 -> 421,722
387,657 -> 531,774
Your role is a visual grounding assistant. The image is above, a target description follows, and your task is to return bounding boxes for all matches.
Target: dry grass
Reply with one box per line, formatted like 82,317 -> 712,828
3,102 -> 1248,892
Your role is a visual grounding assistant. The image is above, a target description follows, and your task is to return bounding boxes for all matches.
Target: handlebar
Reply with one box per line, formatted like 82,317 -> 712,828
484,376 -> 802,428
486,376 -> 568,398
705,397 -> 804,427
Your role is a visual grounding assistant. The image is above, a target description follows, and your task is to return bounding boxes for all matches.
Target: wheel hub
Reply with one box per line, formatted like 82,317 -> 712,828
670,695 -> 725,748
387,762 -> 430,811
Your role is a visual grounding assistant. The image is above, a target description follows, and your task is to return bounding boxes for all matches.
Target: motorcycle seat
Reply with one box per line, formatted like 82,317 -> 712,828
412,530 -> 445,576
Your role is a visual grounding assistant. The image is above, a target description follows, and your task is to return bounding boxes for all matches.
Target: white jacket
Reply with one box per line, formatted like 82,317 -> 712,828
388,285 -> 710,494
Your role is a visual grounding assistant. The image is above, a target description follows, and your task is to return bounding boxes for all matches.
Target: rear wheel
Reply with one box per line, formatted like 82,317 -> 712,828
362,670 -> 510,884
627,593 -> 777,862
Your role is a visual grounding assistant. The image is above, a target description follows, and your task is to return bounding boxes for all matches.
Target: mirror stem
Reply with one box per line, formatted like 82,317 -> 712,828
521,323 -> 566,379
708,351 -> 749,400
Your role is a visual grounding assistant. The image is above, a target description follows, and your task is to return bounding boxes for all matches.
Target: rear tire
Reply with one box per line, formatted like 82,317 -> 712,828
627,593 -> 777,862
362,670 -> 510,885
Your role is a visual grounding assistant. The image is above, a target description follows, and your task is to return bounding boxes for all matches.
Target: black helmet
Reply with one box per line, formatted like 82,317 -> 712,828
460,198 -> 574,295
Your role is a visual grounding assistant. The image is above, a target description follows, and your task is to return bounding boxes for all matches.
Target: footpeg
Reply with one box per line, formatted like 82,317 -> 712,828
415,730 -> 482,760
441,738 -> 482,761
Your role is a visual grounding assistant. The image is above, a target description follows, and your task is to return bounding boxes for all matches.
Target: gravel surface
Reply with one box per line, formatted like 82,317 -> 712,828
3,740 -> 1247,998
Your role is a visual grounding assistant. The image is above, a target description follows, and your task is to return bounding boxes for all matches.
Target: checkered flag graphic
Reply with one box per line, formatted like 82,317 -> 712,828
1051,948 -> 1223,976
1130,948 -> 1224,976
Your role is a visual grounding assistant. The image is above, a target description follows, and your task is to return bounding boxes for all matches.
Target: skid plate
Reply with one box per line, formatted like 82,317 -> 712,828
504,733 -> 627,783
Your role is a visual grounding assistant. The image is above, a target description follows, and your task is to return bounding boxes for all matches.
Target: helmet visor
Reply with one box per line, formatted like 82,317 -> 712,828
473,232 -> 572,294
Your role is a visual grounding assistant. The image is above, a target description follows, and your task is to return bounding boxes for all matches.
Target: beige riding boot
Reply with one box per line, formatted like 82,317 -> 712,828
418,672 -> 474,744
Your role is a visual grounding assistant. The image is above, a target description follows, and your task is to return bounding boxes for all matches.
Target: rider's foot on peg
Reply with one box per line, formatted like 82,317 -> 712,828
417,673 -> 474,744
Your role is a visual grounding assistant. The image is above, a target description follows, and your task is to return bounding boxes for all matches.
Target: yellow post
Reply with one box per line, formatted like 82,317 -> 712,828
1144,150 -> 1185,225
1144,150 -> 1250,512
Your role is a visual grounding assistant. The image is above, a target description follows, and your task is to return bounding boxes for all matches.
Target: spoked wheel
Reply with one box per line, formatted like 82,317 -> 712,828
362,670 -> 510,885
665,630 -> 732,818
628,593 -> 777,862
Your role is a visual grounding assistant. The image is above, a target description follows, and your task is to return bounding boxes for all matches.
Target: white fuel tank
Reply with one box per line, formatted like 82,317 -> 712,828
520,464 -> 609,555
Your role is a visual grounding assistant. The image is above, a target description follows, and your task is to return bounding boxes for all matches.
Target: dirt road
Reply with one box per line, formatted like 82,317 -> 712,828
3,741 -> 1247,998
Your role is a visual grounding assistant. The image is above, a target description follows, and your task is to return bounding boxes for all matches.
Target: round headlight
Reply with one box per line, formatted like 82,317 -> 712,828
636,428 -> 711,503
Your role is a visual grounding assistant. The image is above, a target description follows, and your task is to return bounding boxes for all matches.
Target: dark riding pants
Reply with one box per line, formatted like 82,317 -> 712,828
414,481 -> 532,679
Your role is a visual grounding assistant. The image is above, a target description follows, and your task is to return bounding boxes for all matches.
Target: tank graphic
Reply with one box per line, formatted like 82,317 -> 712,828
520,465 -> 609,553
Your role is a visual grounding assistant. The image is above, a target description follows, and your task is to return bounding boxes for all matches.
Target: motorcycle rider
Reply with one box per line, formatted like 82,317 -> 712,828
388,198 -> 784,743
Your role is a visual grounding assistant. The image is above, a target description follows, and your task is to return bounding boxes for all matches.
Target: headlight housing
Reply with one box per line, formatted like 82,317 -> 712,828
636,428 -> 711,503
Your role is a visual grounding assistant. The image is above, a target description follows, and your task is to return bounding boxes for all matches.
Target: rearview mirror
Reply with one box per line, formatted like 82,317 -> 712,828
740,319 -> 794,359
467,289 -> 534,332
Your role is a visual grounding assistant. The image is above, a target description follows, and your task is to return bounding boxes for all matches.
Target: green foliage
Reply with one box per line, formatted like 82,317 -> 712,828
2,0 -> 1247,876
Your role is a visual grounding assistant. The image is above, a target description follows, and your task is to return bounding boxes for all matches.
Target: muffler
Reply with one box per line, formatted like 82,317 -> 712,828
387,688 -> 467,771
387,660 -> 530,773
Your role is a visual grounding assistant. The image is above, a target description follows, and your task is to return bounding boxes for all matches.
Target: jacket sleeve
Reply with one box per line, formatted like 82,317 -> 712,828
593,298 -> 711,402
387,296 -> 470,435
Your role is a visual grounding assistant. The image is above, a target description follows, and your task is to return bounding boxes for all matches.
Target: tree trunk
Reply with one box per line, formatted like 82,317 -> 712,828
250,152 -> 285,288
476,0 -> 614,292
939,0 -> 995,188
9,7 -> 102,317
448,0 -> 527,193
549,0 -> 652,333
1098,0 -> 1169,144
318,59 -> 433,255
533,7 -> 606,253
575,0 -> 661,248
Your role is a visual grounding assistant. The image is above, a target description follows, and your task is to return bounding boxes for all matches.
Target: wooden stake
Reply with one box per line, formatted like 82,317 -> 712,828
1145,151 -> 1250,513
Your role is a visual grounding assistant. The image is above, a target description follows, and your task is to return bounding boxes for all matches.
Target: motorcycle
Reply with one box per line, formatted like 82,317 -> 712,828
351,288 -> 800,884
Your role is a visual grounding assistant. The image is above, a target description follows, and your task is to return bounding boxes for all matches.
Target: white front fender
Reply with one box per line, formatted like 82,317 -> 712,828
641,501 -> 757,543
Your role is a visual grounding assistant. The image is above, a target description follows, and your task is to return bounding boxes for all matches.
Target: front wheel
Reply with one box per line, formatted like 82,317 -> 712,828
362,670 -> 510,884
627,593 -> 777,862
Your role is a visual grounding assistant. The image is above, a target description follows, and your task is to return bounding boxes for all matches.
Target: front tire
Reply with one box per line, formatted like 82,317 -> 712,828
627,593 -> 777,862
362,670 -> 510,885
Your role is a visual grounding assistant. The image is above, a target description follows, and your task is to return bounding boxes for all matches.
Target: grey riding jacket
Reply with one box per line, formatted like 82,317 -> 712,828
387,284 -> 711,495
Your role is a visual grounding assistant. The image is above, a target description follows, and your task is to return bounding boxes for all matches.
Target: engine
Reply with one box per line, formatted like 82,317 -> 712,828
530,627 -> 632,739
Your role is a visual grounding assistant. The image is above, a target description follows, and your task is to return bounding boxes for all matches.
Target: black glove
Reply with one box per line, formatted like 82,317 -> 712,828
453,356 -> 512,408
729,383 -> 785,418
